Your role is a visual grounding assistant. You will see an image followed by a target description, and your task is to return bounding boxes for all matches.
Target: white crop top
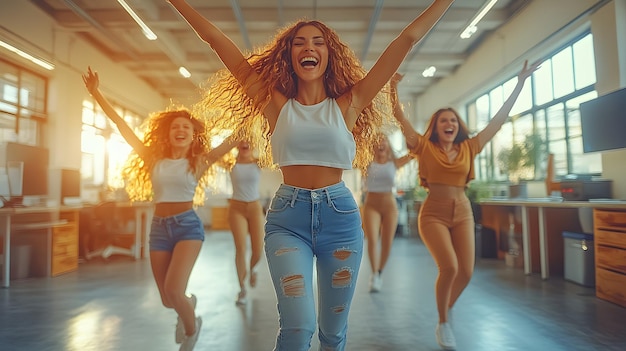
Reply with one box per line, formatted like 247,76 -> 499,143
365,161 -> 396,193
271,98 -> 356,170
230,163 -> 261,202
151,158 -> 198,203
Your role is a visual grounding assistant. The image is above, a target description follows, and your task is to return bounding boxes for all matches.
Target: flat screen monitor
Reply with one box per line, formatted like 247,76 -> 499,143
61,168 -> 81,200
580,87 -> 626,153
5,142 -> 49,197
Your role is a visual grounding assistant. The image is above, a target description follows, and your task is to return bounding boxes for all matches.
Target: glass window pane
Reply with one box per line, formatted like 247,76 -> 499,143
549,139 -> 568,176
547,103 -> 566,141
565,91 -> 597,139
0,111 -> 17,142
467,102 -> 477,132
82,100 -> 95,125
513,114 -> 533,144
489,86 -> 504,117
16,117 -> 38,145
573,34 -> 596,89
552,47 -> 575,98
476,94 -> 490,130
21,72 -> 46,113
534,60 -> 553,105
570,135 -> 602,174
94,108 -> 107,129
511,78 -> 532,116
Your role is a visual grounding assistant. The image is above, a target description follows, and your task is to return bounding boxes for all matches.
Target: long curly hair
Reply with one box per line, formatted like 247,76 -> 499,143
424,108 -> 471,144
193,19 -> 393,172
121,108 -> 213,206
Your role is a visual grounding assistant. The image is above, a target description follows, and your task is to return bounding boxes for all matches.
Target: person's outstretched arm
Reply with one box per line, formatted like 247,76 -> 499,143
476,59 -> 542,148
204,135 -> 239,165
82,67 -> 146,156
394,154 -> 414,169
390,73 -> 422,150
351,0 -> 454,111
165,0 -> 261,97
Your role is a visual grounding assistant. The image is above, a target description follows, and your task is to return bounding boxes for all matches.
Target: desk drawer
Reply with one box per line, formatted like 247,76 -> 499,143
594,210 -> 626,230
596,245 -> 626,274
596,268 -> 626,307
595,229 -> 626,249
52,255 -> 78,277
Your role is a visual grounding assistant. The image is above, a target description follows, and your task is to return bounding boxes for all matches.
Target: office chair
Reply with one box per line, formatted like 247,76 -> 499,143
82,202 -> 134,260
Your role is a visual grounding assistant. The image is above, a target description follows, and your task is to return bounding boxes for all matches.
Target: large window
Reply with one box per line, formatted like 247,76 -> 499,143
81,99 -> 142,189
0,58 -> 47,146
468,32 -> 600,183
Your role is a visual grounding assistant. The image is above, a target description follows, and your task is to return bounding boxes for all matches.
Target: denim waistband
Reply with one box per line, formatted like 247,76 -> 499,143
152,208 -> 197,225
275,181 -> 352,206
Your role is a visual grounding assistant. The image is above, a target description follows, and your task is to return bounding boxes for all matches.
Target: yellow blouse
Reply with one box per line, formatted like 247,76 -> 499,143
410,135 -> 483,188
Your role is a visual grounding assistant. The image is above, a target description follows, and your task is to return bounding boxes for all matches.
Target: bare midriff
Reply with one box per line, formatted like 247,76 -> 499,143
280,165 -> 344,189
154,201 -> 194,217
425,183 -> 467,200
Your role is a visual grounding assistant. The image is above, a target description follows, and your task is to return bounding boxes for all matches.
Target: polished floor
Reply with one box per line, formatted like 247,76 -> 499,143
1,230 -> 625,351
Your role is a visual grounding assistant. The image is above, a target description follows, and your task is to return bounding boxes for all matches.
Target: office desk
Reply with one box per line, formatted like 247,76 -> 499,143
115,202 -> 153,260
480,199 -> 626,280
1,206 -> 81,288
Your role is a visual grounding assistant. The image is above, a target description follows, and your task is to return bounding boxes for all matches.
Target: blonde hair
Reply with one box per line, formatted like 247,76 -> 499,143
121,108 -> 214,206
193,19 -> 393,172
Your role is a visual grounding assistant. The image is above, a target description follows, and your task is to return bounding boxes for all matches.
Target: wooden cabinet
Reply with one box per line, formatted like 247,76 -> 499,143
594,209 -> 626,307
51,223 -> 78,276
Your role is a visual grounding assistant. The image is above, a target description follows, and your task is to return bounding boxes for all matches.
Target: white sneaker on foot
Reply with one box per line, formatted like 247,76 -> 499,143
369,273 -> 382,293
236,290 -> 247,305
435,322 -> 456,350
176,294 -> 198,344
179,316 -> 202,351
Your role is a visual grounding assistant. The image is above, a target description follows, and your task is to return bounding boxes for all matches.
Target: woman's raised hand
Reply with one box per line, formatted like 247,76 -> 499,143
82,66 -> 100,95
518,59 -> 542,82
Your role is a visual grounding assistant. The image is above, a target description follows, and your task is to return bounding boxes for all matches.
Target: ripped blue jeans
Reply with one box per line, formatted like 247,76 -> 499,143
264,181 -> 363,351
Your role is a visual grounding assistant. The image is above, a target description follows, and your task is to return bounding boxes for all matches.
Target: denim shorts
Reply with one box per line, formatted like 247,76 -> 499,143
149,209 -> 205,252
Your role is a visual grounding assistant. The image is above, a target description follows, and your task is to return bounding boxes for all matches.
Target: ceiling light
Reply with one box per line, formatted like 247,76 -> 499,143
460,0 -> 498,39
179,66 -> 191,78
0,40 -> 55,70
117,0 -> 157,41
422,66 -> 436,78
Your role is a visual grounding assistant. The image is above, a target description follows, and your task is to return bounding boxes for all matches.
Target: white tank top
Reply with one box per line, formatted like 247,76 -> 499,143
365,161 -> 396,193
271,98 -> 355,169
151,158 -> 197,203
230,163 -> 261,202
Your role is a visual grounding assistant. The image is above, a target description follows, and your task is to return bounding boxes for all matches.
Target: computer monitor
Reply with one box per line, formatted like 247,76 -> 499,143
5,142 -> 48,197
7,161 -> 23,196
61,169 -> 81,205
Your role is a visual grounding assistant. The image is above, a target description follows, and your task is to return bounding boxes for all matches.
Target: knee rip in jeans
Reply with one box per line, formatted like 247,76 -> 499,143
280,274 -> 305,297
332,266 -> 354,289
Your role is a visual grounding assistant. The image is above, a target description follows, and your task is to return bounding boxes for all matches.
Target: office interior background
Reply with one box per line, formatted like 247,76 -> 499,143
1,1 -> 626,351
0,0 -> 625,207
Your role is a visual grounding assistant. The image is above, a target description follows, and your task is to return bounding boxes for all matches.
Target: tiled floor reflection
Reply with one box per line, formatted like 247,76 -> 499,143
1,231 -> 625,351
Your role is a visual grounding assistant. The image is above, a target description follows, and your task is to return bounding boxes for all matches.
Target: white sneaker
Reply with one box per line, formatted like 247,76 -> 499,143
175,294 -> 198,344
369,273 -> 382,293
435,322 -> 456,350
236,290 -> 247,305
179,316 -> 202,351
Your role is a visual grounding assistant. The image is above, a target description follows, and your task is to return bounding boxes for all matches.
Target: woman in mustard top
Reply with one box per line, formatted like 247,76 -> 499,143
391,60 -> 540,351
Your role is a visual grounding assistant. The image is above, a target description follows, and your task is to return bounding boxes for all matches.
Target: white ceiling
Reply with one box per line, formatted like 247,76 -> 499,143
30,0 -> 530,103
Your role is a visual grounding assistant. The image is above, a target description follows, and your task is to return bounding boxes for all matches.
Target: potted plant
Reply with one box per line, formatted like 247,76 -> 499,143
496,132 -> 545,197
